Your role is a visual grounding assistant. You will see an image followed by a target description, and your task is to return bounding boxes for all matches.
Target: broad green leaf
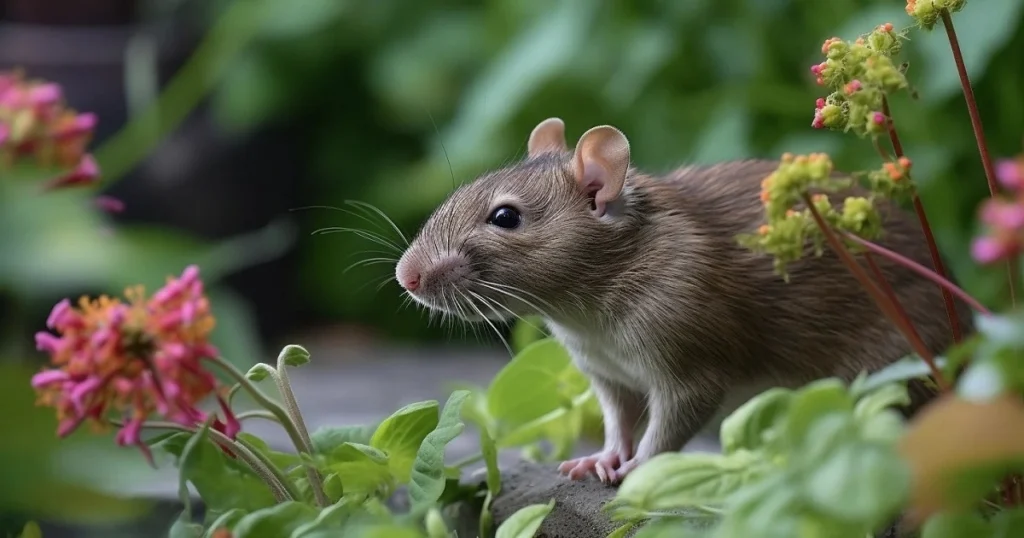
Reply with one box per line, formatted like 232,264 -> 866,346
915,0 -> 1024,103
851,355 -> 947,398
486,339 -> 578,427
424,508 -> 450,538
236,433 -> 302,470
976,311 -> 1024,348
290,497 -> 362,537
310,425 -> 377,454
992,508 -> 1024,538
632,518 -> 709,538
179,426 -> 277,514
345,524 -> 425,538
510,316 -> 548,353
204,510 -> 245,538
921,511 -> 990,538
853,383 -> 910,421
326,443 -> 393,496
956,360 -> 1007,401
169,517 -> 204,538
370,400 -> 440,482
232,502 -> 319,538
614,451 -> 760,512
783,379 -> 853,447
409,390 -> 470,511
278,345 -> 311,368
495,499 -> 556,538
803,443 -> 910,524
719,387 -> 792,454
17,521 -> 42,538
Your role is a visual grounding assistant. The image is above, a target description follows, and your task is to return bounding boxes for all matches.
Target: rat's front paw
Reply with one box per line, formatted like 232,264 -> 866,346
557,448 -> 630,485
608,456 -> 645,485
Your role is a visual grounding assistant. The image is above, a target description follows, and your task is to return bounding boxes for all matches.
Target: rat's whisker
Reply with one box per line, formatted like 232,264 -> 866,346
477,280 -> 558,318
462,289 -> 512,356
343,257 -> 399,275
345,200 -> 410,247
312,227 -> 404,254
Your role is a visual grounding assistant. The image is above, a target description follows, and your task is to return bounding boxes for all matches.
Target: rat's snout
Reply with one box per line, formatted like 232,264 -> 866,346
395,248 -> 471,299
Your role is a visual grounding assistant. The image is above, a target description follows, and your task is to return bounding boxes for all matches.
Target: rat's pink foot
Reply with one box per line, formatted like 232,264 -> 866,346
607,456 -> 645,485
557,449 -> 630,484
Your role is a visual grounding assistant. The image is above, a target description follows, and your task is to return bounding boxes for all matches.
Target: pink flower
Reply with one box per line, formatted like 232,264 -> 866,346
872,112 -> 886,125
94,195 -> 125,214
971,236 -> 1017,265
43,154 -> 100,190
995,159 -> 1022,192
30,265 -> 235,463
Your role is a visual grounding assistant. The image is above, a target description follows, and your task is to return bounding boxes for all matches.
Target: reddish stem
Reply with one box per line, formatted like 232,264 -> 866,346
863,252 -> 929,349
940,10 -> 1018,307
881,97 -> 964,342
803,195 -> 949,390
843,232 -> 990,315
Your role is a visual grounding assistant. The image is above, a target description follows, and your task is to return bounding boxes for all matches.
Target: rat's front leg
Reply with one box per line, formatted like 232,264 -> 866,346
610,385 -> 724,484
558,374 -> 643,484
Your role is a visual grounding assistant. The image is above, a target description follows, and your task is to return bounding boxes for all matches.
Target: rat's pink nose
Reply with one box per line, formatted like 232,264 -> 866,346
402,272 -> 421,292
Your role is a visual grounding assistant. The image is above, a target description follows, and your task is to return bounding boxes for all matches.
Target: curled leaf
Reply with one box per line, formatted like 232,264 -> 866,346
278,345 -> 311,368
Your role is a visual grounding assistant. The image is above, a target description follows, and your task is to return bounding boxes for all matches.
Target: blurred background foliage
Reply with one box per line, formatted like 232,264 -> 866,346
1,0 -> 1023,535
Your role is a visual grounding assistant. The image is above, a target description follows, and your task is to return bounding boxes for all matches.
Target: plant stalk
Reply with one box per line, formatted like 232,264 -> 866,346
130,419 -> 292,502
881,97 -> 963,342
862,252 -> 928,351
803,194 -> 948,390
842,232 -> 990,315
270,362 -> 330,507
206,356 -> 330,507
940,9 -> 1018,307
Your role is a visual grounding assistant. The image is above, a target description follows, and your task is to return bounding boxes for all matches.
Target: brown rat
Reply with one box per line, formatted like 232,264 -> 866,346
394,117 -> 974,485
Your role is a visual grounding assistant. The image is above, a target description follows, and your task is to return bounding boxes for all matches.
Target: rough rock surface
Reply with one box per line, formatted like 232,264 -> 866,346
487,460 -> 623,538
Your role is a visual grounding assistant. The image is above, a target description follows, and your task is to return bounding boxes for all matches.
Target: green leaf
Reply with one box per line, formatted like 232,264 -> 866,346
424,508 -> 450,538
289,497 -> 362,537
783,378 -> 853,447
326,443 -> 393,496
236,433 -> 301,469
278,345 -> 312,368
853,383 -> 910,421
957,360 -> 1007,401
921,511 -> 990,538
169,517 -> 204,538
802,443 -> 910,524
719,387 -> 792,454
915,0 -> 1024,103
179,425 -> 277,514
510,316 -> 548,353
851,355 -> 946,397
232,502 -> 320,538
370,400 -> 440,482
408,390 -> 470,512
494,499 -> 556,538
486,339 -> 582,429
204,510 -> 245,537
310,425 -> 377,454
17,521 -> 42,538
614,451 -> 760,513
992,507 -> 1024,538
246,363 -> 276,383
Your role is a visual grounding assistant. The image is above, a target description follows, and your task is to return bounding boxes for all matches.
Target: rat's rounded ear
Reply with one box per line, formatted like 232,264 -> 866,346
527,117 -> 568,158
572,125 -> 630,217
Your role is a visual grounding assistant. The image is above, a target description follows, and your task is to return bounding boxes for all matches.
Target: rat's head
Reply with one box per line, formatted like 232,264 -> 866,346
395,117 -> 636,323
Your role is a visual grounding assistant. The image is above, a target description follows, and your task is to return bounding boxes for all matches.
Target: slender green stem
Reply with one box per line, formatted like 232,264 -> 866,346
803,194 -> 949,390
269,361 -> 330,507
205,355 -> 329,507
126,419 -> 291,502
940,9 -> 1018,307
236,410 -> 281,423
452,452 -> 485,469
233,434 -> 304,502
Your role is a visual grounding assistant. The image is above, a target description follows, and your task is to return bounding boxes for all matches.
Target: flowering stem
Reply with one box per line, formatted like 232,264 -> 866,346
940,9 -> 1018,307
842,232 -> 990,315
803,194 -> 949,390
863,252 -> 929,350
881,97 -> 963,342
127,420 -> 293,502
236,410 -> 281,424
205,355 -> 330,507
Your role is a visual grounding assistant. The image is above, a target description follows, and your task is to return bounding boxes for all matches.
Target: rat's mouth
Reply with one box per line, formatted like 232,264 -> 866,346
405,286 -> 512,323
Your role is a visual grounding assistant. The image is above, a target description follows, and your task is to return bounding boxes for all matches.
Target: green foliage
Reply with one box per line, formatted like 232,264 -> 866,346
494,500 -> 556,538
408,390 -> 470,512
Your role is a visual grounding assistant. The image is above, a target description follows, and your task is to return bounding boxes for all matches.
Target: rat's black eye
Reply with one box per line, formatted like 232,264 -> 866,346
487,206 -> 521,229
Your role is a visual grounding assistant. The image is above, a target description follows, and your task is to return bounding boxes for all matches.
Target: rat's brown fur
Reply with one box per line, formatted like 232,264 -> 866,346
398,146 -> 973,484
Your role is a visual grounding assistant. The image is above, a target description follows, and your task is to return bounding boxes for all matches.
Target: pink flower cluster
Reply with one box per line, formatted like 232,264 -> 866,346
32,265 -> 238,463
0,70 -> 122,212
972,158 -> 1024,265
